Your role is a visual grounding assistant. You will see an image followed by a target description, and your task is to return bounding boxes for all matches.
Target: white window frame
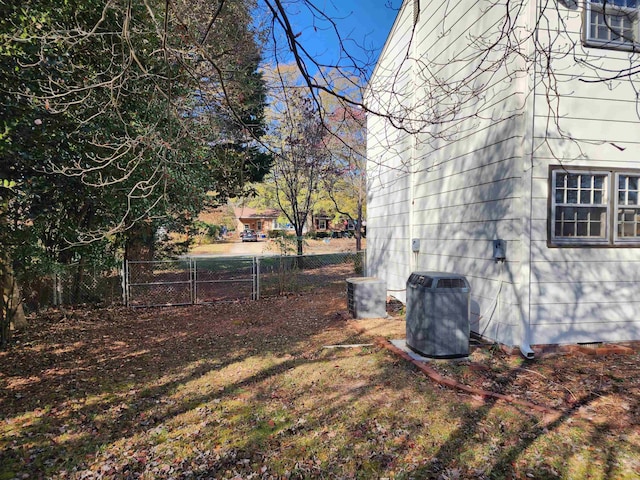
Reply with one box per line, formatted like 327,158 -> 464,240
585,0 -> 640,50
551,169 -> 610,245
317,218 -> 327,230
550,167 -> 640,246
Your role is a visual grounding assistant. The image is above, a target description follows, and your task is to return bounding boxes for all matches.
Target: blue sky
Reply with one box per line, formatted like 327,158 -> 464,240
278,0 -> 402,77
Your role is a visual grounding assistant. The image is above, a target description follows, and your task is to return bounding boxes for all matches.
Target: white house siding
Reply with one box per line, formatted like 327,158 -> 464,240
367,0 -> 531,347
366,1 -> 415,295
528,3 -> 640,344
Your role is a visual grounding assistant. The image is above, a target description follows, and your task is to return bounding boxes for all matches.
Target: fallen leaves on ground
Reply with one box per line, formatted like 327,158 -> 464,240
1,284 -> 639,479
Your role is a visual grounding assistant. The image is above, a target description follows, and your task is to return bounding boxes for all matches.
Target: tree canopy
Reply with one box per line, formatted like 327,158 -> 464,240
0,0 -> 272,342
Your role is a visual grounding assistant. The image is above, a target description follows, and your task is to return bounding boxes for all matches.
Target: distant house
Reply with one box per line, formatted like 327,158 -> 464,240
366,0 -> 640,351
312,212 -> 332,233
234,207 -> 280,236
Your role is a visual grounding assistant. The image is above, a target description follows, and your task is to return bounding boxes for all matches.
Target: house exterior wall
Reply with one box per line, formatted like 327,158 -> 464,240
368,0 -> 640,347
366,1 -> 415,293
527,3 -> 640,345
236,217 -> 277,234
367,0 -> 531,347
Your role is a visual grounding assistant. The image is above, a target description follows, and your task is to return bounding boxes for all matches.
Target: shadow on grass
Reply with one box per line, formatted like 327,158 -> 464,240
1,286 -> 639,478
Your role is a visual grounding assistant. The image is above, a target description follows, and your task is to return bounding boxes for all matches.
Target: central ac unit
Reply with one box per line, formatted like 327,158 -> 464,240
346,277 -> 387,319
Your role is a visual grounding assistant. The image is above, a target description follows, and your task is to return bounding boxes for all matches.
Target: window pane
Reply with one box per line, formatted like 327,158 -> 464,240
568,190 -> 578,203
562,222 -> 575,236
580,176 -> 592,188
594,191 -> 603,204
556,206 -> 607,238
563,207 -> 576,219
619,219 -> 634,237
617,208 -> 640,238
577,222 -> 588,236
555,222 -> 562,237
556,190 -> 565,203
592,208 -> 606,237
567,175 -> 578,188
598,25 -> 611,39
594,176 -> 604,189
580,190 -> 592,204
611,16 -> 622,29
618,176 -> 640,209
619,176 -> 627,189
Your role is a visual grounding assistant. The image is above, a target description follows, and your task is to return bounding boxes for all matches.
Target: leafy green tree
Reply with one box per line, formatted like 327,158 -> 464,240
0,0 -> 270,334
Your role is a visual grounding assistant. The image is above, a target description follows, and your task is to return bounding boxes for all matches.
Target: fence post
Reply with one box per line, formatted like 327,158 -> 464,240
251,256 -> 255,300
53,272 -> 63,306
122,260 -> 128,307
255,256 -> 260,300
191,257 -> 196,305
52,274 -> 57,306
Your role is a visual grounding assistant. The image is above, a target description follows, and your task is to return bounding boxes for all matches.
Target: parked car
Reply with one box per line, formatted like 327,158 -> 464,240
242,229 -> 258,242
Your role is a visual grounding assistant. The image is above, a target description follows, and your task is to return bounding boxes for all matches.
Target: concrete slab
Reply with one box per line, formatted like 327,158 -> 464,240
390,339 -> 470,362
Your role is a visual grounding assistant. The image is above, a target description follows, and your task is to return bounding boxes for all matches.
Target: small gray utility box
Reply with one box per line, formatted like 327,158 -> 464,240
346,277 -> 387,319
406,272 -> 470,358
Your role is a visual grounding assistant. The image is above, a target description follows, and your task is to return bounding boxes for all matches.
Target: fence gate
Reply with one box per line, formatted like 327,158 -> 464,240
124,258 -> 257,307
193,256 -> 257,304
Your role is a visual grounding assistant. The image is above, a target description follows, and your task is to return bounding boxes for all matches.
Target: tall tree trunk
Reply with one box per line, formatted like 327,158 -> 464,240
125,222 -> 156,261
72,256 -> 87,304
355,199 -> 363,252
125,223 -> 156,282
296,235 -> 304,256
1,252 -> 27,347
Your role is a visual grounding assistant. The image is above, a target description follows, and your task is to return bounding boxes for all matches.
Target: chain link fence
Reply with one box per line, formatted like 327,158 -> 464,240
124,257 -> 258,307
19,251 -> 366,310
258,252 -> 365,297
125,259 -> 193,307
20,264 -> 122,313
125,251 -> 366,307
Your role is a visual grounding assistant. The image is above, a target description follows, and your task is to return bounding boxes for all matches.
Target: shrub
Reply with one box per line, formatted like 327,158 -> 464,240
268,229 -> 293,239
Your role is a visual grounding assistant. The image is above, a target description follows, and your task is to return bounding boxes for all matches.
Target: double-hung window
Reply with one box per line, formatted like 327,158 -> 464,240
585,0 -> 640,49
550,167 -> 640,246
552,170 -> 609,244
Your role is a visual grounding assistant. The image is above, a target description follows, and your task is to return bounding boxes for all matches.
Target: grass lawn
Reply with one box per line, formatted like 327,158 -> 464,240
189,237 -> 365,256
1,284 -> 639,479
